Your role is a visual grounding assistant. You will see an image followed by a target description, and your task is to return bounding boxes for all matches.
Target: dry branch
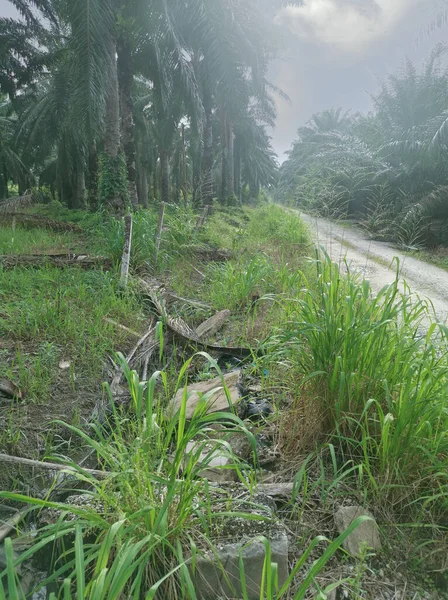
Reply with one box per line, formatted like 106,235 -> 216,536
0,192 -> 34,214
102,318 -> 140,338
0,213 -> 83,233
140,282 -> 252,358
0,507 -> 30,544
195,309 -> 231,339
0,254 -> 111,270
0,453 -> 110,479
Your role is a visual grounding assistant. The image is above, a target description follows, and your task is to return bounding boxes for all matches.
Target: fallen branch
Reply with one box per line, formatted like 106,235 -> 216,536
103,317 -> 140,338
0,453 -> 110,479
0,192 -> 34,214
0,213 -> 83,233
195,309 -> 231,339
141,282 -> 253,358
195,206 -> 209,231
167,293 -> 212,311
0,254 -> 111,270
0,507 -> 30,544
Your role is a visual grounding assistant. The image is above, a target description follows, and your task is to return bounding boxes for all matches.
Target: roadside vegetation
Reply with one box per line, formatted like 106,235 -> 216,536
0,202 -> 447,598
0,0 -> 447,597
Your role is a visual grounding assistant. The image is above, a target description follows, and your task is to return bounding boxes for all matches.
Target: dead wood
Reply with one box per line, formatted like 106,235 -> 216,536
193,247 -> 233,262
120,213 -> 133,287
102,318 -> 140,338
195,206 -> 209,230
167,293 -> 212,311
0,213 -> 83,233
0,254 -> 111,270
140,282 -> 252,358
0,378 -> 22,399
0,507 -> 30,544
195,309 -> 231,339
0,453 -> 110,480
0,192 -> 34,214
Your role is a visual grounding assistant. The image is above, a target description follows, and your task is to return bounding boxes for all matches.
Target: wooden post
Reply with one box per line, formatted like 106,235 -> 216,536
120,213 -> 133,287
154,201 -> 165,263
181,123 -> 188,208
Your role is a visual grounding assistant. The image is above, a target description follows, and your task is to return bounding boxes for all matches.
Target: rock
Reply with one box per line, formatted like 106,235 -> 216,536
191,492 -> 288,599
0,547 -> 21,574
192,529 -> 289,600
334,506 -> 381,557
167,370 -> 242,419
184,428 -> 252,482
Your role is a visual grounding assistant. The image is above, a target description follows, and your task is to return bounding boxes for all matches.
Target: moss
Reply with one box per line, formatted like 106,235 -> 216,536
98,152 -> 129,210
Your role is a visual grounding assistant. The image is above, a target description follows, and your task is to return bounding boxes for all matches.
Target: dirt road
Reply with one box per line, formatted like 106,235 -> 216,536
299,212 -> 448,324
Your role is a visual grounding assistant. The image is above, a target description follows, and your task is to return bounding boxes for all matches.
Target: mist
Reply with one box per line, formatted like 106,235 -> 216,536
271,0 -> 446,161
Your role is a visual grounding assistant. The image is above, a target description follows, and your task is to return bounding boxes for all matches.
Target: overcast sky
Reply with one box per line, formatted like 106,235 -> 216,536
271,0 -> 446,160
1,0 -> 446,161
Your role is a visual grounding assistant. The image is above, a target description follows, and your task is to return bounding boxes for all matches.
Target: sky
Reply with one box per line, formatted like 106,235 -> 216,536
271,0 -> 446,159
0,0 -> 446,160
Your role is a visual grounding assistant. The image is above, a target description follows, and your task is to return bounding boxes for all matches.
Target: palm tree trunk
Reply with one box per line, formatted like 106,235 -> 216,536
160,149 -> 170,205
117,36 -> 138,209
2,165 -> 9,199
220,108 -> 228,202
234,137 -> 241,205
104,40 -> 120,159
201,103 -> 213,206
226,118 -> 234,198
181,123 -> 188,207
140,169 -> 148,208
70,167 -> 86,209
87,143 -> 99,208
0,175 -> 6,200
153,169 -> 158,202
101,38 -> 127,213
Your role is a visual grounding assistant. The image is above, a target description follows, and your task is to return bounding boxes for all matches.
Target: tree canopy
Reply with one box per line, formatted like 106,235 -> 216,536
0,0 -> 287,210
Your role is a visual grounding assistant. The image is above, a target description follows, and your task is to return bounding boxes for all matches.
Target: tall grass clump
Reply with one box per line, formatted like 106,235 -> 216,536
0,353 -> 257,597
91,205 -> 201,272
0,353 -> 367,599
263,253 -> 448,501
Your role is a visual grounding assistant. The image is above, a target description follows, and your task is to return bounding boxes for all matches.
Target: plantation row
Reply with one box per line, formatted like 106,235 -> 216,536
277,45 -> 448,249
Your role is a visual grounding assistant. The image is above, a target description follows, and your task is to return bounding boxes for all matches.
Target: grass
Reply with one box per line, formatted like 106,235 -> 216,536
0,226 -> 83,255
2,201 -> 448,596
261,252 -> 448,576
0,355 -> 366,599
0,267 -> 144,404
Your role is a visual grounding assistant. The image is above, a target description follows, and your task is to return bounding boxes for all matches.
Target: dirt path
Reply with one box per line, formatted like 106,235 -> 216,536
298,212 -> 448,324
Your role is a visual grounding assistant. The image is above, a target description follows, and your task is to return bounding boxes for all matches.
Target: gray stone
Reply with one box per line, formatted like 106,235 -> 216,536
192,530 -> 289,600
184,429 -> 252,482
167,370 -> 242,419
0,547 -> 21,575
334,506 -> 381,557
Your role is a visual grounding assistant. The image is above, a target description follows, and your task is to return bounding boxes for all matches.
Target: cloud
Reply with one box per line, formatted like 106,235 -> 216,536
276,0 -> 426,52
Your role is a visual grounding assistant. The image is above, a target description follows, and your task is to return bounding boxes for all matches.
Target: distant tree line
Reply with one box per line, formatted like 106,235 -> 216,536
277,45 -> 448,246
